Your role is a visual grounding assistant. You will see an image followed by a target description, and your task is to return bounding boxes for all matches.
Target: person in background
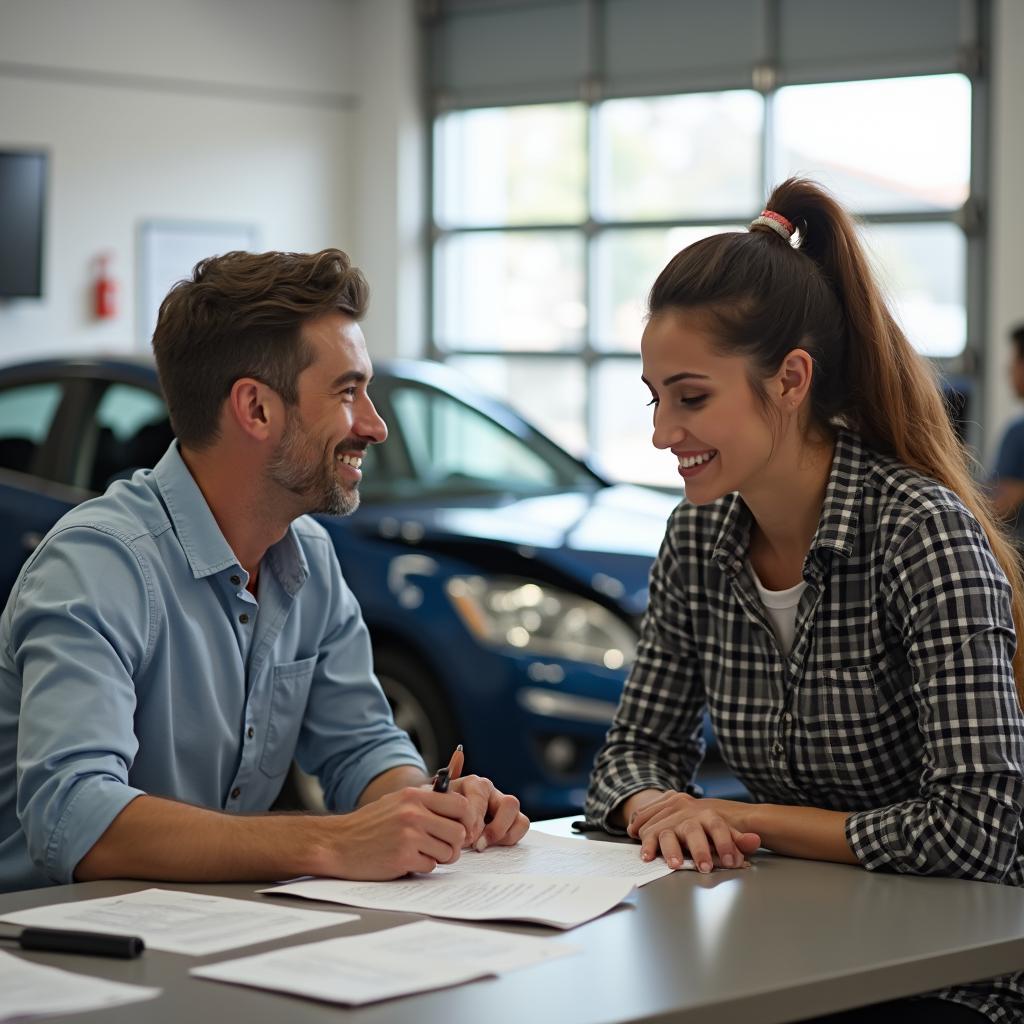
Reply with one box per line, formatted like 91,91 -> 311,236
990,322 -> 1024,548
0,249 -> 527,893
586,178 -> 1024,1024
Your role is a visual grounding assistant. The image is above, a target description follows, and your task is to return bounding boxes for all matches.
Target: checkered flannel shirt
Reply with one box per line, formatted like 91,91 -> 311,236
586,430 -> 1024,1023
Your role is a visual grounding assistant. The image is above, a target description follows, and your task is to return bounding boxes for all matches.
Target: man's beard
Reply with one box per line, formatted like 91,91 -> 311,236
266,410 -> 360,517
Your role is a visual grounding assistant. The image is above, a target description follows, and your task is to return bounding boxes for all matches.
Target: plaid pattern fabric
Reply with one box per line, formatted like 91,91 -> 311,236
586,430 -> 1024,1022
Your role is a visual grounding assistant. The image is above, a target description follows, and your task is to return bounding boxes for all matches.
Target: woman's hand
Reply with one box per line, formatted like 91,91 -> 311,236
626,792 -> 761,873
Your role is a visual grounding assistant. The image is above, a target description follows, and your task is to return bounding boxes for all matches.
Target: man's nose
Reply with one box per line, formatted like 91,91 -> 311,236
356,398 -> 388,444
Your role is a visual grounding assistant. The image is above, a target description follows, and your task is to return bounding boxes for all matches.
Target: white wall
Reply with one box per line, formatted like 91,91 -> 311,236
0,0 -> 359,361
349,0 -> 426,360
984,0 -> 1024,458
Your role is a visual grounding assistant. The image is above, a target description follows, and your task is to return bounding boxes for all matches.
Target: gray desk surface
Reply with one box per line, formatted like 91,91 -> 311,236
1,816 -> 1022,1024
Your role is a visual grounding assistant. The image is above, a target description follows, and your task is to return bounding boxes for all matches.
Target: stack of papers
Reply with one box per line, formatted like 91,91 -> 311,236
0,950 -> 160,1022
0,888 -> 352,955
262,830 -> 677,929
192,919 -> 579,1005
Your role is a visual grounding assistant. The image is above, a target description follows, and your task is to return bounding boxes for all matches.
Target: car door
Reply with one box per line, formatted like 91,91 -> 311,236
0,378 -> 86,604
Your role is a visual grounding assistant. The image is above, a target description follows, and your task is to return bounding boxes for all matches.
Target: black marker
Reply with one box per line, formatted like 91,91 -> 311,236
0,927 -> 144,959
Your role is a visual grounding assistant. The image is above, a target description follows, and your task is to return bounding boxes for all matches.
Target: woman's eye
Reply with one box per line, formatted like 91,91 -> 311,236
645,396 -> 659,407
681,395 -> 707,408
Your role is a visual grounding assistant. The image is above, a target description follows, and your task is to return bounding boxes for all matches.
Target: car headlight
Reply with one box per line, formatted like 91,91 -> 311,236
445,575 -> 637,669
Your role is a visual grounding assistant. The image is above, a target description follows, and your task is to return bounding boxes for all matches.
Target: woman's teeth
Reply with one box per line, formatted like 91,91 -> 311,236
679,451 -> 716,468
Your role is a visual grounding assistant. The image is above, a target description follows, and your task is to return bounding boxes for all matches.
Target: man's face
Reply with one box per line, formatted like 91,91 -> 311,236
265,312 -> 387,516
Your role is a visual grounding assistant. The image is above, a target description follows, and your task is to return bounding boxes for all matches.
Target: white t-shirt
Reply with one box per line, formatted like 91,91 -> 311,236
748,562 -> 808,656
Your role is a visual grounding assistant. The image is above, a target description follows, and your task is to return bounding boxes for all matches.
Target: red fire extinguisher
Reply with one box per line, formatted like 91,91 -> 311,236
94,253 -> 117,320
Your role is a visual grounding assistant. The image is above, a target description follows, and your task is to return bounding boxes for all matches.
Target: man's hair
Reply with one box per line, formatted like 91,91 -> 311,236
1011,322 -> 1024,362
152,248 -> 369,449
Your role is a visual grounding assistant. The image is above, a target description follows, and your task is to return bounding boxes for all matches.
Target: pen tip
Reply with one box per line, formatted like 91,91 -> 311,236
456,744 -> 463,752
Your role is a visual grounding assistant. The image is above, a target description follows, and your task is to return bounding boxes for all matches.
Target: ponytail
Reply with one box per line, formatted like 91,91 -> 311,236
649,177 -> 1024,703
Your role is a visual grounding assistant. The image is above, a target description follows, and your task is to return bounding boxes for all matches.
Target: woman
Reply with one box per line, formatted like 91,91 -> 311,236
585,178 -> 1024,1024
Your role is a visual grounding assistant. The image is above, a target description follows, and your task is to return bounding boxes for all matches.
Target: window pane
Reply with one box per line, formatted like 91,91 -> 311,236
435,231 -> 585,351
435,103 -> 587,228
861,222 -> 966,359
388,383 -> 571,495
592,360 -> 682,489
448,355 -> 587,457
0,382 -> 62,476
773,75 -> 970,212
594,91 -> 763,221
85,384 -> 172,491
593,225 -> 740,351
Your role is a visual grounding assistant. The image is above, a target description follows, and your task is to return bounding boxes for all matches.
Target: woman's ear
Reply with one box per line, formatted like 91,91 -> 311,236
776,348 -> 814,410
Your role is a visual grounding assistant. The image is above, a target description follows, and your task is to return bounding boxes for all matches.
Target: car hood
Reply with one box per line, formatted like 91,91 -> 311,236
345,484 -> 682,616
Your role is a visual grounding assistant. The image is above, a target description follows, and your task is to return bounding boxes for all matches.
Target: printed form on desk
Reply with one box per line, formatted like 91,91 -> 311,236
261,829 -> 681,929
0,888 -> 354,955
192,919 -> 580,1005
0,950 -> 160,1022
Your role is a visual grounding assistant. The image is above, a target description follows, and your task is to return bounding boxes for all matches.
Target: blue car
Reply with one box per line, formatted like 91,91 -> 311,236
0,356 -> 740,816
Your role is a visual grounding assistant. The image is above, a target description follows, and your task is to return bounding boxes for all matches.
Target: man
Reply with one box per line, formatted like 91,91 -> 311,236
0,248 -> 528,892
991,322 -> 1024,550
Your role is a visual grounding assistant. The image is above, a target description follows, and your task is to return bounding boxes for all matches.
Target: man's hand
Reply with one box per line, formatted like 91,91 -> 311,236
316,786 -> 471,879
448,774 -> 529,851
436,745 -> 529,851
626,792 -> 760,873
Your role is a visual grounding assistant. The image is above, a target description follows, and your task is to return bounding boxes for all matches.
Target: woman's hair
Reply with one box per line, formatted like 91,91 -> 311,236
152,248 -> 369,450
648,176 -> 1024,700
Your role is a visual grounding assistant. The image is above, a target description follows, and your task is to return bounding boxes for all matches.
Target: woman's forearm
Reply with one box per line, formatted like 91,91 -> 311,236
740,802 -> 859,865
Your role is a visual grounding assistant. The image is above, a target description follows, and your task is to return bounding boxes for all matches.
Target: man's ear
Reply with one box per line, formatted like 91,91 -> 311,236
776,348 -> 814,409
226,378 -> 280,441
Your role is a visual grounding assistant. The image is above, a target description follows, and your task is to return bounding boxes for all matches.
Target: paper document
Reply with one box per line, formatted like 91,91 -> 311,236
0,888 -> 353,956
0,950 -> 160,1021
263,873 -> 634,929
443,828 -> 682,885
192,920 -> 579,1005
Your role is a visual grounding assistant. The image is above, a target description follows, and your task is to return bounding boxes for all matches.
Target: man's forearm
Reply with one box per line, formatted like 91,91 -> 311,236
74,794 -> 328,883
356,764 -> 430,807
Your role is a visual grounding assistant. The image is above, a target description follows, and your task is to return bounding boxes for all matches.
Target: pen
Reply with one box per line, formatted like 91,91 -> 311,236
0,927 -> 145,959
432,743 -> 463,793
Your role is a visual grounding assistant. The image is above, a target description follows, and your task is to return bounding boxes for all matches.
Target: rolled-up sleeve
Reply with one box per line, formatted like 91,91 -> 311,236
11,527 -> 151,884
846,505 -> 1024,881
296,545 -> 425,813
585,520 -> 706,832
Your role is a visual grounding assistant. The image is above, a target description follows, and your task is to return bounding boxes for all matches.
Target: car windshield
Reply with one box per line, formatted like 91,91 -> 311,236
359,382 -> 601,501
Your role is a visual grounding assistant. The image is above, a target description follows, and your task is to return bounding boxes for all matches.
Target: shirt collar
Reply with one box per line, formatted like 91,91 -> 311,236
153,443 -> 310,594
711,429 -> 867,578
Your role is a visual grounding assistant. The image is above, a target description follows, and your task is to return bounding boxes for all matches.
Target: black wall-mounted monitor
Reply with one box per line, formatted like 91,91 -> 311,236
0,150 -> 47,299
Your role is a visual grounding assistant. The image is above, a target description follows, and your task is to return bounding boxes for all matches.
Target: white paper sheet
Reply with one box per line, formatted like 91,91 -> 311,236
0,950 -> 160,1021
262,872 -> 634,929
446,828 -> 683,885
192,920 -> 579,1005
0,888 -> 354,956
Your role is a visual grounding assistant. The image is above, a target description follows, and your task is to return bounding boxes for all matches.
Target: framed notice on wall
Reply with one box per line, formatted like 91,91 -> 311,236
137,220 -> 258,351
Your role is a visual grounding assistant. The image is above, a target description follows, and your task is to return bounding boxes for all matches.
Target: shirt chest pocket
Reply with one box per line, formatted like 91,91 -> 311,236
811,666 -> 887,781
259,656 -> 318,778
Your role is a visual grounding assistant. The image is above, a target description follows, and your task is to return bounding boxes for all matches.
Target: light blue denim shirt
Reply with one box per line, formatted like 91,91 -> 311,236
0,443 -> 425,891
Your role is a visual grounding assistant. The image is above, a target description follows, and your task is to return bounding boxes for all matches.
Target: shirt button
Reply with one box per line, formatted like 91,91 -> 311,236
230,575 -> 241,586
247,726 -> 254,739
239,613 -> 250,624
772,742 -> 784,757
783,713 -> 793,723
231,787 -> 241,799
